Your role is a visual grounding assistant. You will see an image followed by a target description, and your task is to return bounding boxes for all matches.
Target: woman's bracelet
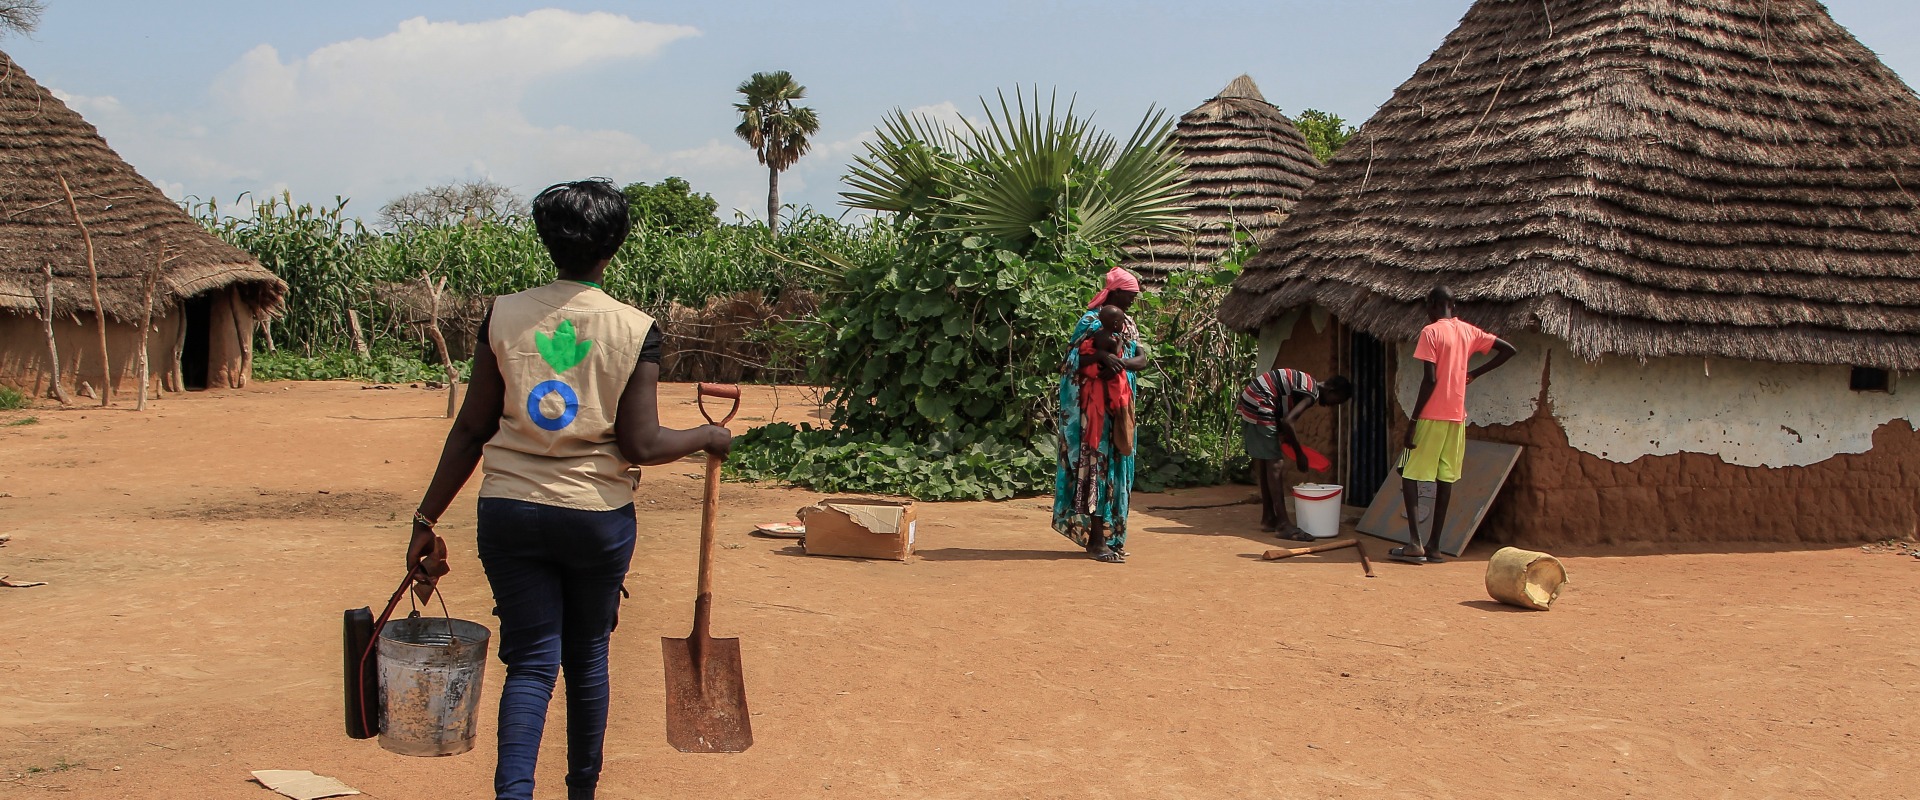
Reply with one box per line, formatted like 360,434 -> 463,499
413,510 -> 437,529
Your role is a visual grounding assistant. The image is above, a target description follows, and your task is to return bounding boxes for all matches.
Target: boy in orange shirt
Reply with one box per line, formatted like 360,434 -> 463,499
1392,287 -> 1516,564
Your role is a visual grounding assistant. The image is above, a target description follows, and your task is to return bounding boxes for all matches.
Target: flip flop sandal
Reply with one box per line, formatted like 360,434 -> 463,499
1278,528 -> 1316,543
1091,550 -> 1126,564
1423,552 -> 1448,564
1387,546 -> 1428,565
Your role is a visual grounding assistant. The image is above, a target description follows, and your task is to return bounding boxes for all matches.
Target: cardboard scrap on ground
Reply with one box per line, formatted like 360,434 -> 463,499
0,575 -> 45,588
798,498 -> 917,561
249,770 -> 361,800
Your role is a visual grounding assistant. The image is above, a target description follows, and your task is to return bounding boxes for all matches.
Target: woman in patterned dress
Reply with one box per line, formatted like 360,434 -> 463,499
1052,267 -> 1150,563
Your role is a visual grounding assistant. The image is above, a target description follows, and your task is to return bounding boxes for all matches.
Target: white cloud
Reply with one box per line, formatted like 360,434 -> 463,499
54,11 -> 699,213
903,101 -> 976,136
47,11 -> 962,224
666,139 -> 760,171
51,89 -> 122,116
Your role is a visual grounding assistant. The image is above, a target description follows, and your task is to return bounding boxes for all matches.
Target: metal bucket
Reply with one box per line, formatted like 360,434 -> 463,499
377,616 -> 491,757
1485,547 -> 1568,611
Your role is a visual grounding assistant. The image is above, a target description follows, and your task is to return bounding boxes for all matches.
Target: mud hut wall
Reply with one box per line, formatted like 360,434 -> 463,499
205,287 -> 256,390
0,309 -> 183,396
1473,407 -> 1920,548
1393,335 -> 1920,467
1381,335 -> 1920,547
1254,307 -> 1340,490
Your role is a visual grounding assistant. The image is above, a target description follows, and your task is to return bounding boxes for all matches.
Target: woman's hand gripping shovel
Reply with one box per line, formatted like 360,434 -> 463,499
661,382 -> 753,753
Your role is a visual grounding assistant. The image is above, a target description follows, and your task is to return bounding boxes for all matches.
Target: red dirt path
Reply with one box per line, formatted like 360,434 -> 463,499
0,382 -> 1914,799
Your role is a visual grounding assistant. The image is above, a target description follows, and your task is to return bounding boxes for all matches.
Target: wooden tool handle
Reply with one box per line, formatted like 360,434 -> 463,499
691,456 -> 722,640
697,383 -> 742,426
1262,538 -> 1358,560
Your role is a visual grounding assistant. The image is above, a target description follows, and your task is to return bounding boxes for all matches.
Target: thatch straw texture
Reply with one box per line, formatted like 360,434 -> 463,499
1122,75 -> 1320,278
1219,0 -> 1920,370
0,51 -> 283,323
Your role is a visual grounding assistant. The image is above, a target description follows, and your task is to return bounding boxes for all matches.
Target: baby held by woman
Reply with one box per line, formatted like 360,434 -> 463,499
1077,305 -> 1135,455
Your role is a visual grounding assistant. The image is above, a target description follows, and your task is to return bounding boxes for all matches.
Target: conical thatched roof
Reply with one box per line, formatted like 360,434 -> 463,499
0,51 -> 282,322
1122,75 -> 1320,278
1220,0 -> 1920,370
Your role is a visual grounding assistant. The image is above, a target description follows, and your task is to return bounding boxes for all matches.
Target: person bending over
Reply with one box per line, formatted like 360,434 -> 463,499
1238,369 -> 1350,540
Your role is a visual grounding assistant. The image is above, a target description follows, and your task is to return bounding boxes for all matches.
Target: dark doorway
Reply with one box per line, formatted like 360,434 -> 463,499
1345,330 -> 1392,507
182,294 -> 211,390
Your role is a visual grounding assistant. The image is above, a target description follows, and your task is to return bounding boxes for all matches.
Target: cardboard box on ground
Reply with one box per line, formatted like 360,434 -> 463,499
800,498 -> 917,561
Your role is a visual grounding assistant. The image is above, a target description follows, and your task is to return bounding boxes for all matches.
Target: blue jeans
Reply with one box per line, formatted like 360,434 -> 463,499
476,498 -> 636,800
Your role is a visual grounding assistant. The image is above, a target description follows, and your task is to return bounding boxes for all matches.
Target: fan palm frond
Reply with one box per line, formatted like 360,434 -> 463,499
839,86 -> 1191,254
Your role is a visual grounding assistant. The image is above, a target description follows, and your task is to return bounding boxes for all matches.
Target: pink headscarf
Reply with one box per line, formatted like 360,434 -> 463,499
1087,267 -> 1142,309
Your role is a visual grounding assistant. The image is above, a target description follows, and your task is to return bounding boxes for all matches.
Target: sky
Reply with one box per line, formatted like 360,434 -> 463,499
9,1 -> 1920,223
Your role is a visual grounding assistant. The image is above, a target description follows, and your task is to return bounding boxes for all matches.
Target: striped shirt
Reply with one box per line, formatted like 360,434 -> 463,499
1237,369 -> 1320,427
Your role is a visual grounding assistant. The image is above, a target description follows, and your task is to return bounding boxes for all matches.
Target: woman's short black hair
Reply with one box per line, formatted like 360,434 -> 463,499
532,178 -> 631,273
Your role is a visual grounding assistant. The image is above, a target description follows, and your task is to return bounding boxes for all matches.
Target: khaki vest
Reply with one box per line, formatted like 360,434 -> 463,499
479,281 -> 655,511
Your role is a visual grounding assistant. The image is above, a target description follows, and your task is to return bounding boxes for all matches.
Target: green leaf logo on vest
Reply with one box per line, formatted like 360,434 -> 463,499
536,320 -> 593,374
529,320 -> 591,431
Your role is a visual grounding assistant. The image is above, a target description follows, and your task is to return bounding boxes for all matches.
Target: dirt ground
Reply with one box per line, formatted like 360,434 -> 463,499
1,382 -> 1915,799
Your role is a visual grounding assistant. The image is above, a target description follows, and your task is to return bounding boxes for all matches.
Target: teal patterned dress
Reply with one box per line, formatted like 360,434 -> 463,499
1052,309 -> 1141,550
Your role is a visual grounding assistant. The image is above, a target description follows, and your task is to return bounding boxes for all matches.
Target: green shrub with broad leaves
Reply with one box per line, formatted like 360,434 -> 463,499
1126,233 -> 1260,490
728,423 -> 1056,501
728,88 -> 1256,500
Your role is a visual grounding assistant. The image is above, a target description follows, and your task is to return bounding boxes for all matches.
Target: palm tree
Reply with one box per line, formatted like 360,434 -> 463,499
733,70 -> 820,237
842,89 -> 1192,255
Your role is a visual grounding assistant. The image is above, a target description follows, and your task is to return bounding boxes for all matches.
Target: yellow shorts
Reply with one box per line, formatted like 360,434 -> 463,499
1398,419 -> 1466,483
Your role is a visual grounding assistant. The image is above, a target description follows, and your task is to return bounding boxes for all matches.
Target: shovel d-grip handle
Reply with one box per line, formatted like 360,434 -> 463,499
696,383 -> 741,426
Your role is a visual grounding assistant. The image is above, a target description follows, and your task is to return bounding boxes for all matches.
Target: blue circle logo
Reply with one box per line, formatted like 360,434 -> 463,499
527,380 -> 579,431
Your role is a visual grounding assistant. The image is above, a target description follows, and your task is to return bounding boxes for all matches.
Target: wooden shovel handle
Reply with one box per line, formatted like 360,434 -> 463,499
691,455 -> 722,641
697,383 -> 741,426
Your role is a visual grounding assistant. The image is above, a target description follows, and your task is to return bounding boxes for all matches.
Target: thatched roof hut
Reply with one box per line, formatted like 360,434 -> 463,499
1122,75 -> 1320,279
1220,0 -> 1920,549
0,50 -> 284,396
1220,0 -> 1920,371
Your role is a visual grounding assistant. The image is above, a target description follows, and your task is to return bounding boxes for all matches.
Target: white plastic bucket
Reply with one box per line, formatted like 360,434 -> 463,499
377,616 -> 491,757
1290,483 -> 1344,539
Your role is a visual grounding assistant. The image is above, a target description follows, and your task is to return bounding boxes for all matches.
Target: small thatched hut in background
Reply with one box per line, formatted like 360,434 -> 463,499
0,51 -> 283,396
1219,0 -> 1920,547
1121,75 -> 1321,279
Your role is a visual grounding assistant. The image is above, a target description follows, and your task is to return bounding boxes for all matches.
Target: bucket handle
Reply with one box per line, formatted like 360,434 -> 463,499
354,560 -> 454,737
1291,486 -> 1343,502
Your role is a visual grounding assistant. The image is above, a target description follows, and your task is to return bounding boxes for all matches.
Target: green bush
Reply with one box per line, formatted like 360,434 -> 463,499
194,193 -> 894,357
252,349 -> 470,384
727,422 -> 1055,501
0,385 -> 26,411
1124,234 -> 1261,489
727,88 -> 1262,501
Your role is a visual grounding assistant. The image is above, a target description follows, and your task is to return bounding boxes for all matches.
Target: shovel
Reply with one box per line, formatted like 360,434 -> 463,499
661,382 -> 753,753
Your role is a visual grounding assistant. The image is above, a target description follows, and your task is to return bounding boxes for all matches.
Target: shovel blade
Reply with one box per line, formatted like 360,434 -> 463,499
661,635 -> 752,753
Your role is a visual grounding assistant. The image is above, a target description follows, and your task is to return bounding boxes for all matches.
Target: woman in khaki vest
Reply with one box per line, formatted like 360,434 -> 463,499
405,179 -> 730,800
